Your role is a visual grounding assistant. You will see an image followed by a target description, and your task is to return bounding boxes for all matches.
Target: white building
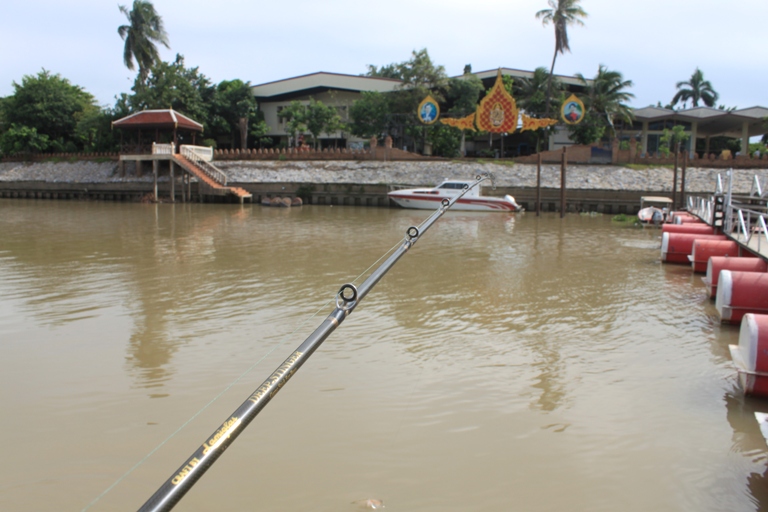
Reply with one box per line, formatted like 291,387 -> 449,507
250,72 -> 402,148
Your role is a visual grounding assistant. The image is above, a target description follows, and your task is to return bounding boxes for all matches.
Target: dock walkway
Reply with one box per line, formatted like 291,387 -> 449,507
689,170 -> 768,260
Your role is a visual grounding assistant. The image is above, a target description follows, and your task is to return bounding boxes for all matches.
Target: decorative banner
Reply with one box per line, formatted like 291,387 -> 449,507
475,69 -> 518,133
418,95 -> 440,124
561,94 -> 585,125
440,112 -> 477,132
520,114 -> 559,132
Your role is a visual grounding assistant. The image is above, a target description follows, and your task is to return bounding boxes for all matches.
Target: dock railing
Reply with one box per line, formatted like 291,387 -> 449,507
180,145 -> 227,186
688,173 -> 724,226
710,169 -> 768,255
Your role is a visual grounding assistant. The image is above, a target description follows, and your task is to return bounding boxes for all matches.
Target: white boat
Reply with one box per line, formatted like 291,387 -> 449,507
637,196 -> 673,226
387,180 -> 523,212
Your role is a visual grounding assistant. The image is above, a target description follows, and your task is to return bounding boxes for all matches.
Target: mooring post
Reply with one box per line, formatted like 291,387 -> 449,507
170,161 -> 175,204
560,147 -> 567,218
536,152 -> 542,216
681,151 -> 688,210
673,150 -> 679,211
153,160 -> 159,202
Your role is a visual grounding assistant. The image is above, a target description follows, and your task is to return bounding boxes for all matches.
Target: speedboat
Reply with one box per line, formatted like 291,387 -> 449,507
387,180 -> 523,212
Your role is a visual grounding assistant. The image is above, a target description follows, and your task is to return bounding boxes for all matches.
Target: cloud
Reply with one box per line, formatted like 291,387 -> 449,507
1,0 -> 766,110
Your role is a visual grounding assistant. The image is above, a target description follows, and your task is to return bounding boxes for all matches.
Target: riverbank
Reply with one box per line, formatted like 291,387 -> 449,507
2,159 -> 766,192
1,160 -> 765,212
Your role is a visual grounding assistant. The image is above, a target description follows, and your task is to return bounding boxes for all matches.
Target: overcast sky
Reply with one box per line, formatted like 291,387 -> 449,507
1,0 -> 765,111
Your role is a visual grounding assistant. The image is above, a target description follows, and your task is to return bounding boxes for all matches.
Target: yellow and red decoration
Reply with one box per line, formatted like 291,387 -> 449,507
561,94 -> 585,125
475,70 -> 518,133
520,114 -> 558,132
440,112 -> 477,131
418,95 -> 440,124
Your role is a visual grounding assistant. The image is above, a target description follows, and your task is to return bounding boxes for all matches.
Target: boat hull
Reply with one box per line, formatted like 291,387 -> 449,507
388,193 -> 521,212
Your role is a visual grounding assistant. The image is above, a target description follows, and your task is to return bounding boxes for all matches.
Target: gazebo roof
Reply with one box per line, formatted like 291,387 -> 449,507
112,109 -> 204,132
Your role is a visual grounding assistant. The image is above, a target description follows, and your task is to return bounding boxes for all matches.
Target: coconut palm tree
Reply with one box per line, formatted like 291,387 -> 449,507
535,0 -> 588,115
118,1 -> 170,82
577,65 -> 635,138
672,68 -> 719,108
514,67 -> 561,116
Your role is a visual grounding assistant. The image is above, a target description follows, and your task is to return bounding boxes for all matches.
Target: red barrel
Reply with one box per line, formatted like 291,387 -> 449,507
660,232 -> 727,264
662,223 -> 715,235
729,313 -> 768,396
716,270 -> 768,323
704,256 -> 767,298
670,212 -> 700,224
689,240 -> 739,272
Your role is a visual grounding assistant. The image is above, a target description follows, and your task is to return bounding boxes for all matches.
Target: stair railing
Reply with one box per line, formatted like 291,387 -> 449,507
180,145 -> 227,186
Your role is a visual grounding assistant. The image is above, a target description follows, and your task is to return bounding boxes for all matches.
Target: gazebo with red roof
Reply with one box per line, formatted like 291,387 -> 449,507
112,109 -> 204,153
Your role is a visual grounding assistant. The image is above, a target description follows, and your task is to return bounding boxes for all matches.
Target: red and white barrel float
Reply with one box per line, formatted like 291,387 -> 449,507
704,256 -> 767,298
716,270 -> 768,323
661,223 -> 715,235
660,233 -> 727,264
689,240 -> 739,273
729,313 -> 768,396
669,212 -> 700,224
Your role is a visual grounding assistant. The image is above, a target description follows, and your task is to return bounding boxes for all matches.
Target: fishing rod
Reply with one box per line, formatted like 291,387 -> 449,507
136,172 -> 494,512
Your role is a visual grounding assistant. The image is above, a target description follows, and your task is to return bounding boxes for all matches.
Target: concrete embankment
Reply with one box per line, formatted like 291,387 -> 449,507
1,160 -> 766,213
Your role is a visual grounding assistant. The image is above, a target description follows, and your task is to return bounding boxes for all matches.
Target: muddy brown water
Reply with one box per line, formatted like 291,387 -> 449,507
1,199 -> 767,512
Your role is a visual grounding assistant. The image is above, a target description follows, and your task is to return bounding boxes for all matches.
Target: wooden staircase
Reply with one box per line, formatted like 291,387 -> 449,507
172,154 -> 252,203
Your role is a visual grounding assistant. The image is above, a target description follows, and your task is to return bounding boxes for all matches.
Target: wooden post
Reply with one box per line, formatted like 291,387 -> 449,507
170,161 -> 175,203
672,149 -> 679,211
681,150 -> 688,210
181,170 -> 186,203
153,159 -> 159,202
536,152 -> 542,216
560,147 -> 567,218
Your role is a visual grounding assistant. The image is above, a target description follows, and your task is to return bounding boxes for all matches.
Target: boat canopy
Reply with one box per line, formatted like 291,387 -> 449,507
641,196 -> 674,205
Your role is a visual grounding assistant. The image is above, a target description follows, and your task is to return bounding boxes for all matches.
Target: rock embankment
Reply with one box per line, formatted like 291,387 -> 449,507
1,159 -> 766,194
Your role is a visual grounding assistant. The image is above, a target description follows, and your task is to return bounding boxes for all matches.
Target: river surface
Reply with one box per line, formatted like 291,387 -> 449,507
1,199 -> 767,512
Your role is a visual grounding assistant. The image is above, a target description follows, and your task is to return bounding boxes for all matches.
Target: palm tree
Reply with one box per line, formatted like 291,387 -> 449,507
535,0 -> 588,115
514,67 -> 561,116
118,1 -> 170,82
672,68 -> 719,108
578,65 -> 635,138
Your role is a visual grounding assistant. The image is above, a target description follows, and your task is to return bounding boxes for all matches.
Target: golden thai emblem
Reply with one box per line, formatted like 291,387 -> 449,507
521,114 -> 559,132
440,112 -> 476,131
475,69 -> 518,133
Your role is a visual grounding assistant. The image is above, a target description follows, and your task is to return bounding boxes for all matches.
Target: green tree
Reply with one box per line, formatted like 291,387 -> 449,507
446,72 -> 483,156
279,101 -> 308,147
348,91 -> 391,139
566,117 -> 605,145
535,0 -> 588,115
659,125 -> 690,157
118,0 -> 170,82
514,67 -> 562,116
672,68 -> 719,108
0,124 -> 51,155
576,65 -> 634,138
515,67 -> 563,151
2,69 -> 98,152
304,99 -> 341,149
125,54 -> 214,129
367,48 -> 449,111
209,79 -> 257,149
427,124 -> 461,158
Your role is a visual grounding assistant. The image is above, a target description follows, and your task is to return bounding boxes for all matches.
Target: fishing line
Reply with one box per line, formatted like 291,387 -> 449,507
132,172 -> 492,512
82,227 -> 406,512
